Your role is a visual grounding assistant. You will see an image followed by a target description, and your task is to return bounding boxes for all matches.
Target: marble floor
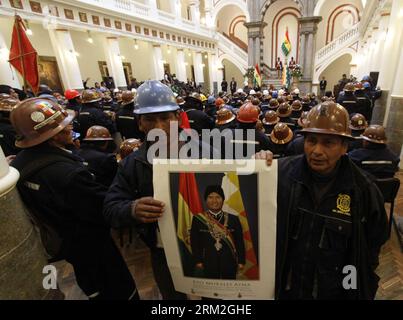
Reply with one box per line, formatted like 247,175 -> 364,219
55,172 -> 403,300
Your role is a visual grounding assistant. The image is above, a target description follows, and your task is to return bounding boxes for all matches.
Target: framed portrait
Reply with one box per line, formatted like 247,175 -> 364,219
115,20 -> 122,29
98,61 -> 110,78
38,56 -> 64,94
92,15 -> 100,25
104,18 -> 111,28
166,34 -> 170,40
125,23 -> 132,32
172,35 -> 176,41
64,9 -> 74,20
144,28 -> 149,36
79,12 -> 88,23
154,160 -> 277,300
29,1 -> 42,13
160,32 -> 164,39
9,0 -> 23,9
152,30 -> 157,37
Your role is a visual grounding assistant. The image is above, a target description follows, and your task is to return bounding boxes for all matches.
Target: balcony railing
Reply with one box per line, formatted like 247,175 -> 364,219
216,33 -> 248,71
315,23 -> 360,67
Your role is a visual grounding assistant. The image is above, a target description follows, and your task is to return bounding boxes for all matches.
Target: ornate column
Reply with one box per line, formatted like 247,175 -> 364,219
102,37 -> 127,89
152,44 -> 165,81
373,12 -> 390,72
0,31 -> 21,88
174,48 -> 187,82
204,0 -> 213,27
48,28 -> 84,90
193,51 -> 204,86
383,42 -> 403,155
208,52 -> 218,94
189,0 -> 200,25
297,16 -> 322,93
373,0 -> 402,125
244,21 -> 267,68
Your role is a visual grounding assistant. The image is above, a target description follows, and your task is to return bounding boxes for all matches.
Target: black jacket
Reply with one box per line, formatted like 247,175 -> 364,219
348,144 -> 400,179
11,145 -> 135,298
276,155 -> 388,299
115,103 -> 144,140
75,145 -> 118,188
185,109 -> 215,135
77,103 -> 116,139
337,92 -> 358,115
0,120 -> 20,156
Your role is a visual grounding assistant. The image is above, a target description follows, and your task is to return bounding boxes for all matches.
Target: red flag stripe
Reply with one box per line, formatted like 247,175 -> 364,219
178,173 -> 204,214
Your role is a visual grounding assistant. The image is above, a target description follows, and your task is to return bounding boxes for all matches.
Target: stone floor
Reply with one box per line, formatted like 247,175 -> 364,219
55,172 -> 403,300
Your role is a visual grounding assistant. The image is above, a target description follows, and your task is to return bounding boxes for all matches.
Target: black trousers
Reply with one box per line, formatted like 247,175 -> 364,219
68,236 -> 138,300
151,248 -> 187,300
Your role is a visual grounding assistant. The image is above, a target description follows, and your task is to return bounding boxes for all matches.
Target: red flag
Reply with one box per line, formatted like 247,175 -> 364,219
180,111 -> 191,130
8,15 -> 39,94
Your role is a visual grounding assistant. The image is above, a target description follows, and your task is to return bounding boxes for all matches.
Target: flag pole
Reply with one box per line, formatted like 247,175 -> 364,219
15,15 -> 28,93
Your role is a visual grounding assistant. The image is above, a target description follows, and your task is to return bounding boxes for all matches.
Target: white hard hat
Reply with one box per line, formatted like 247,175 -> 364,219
237,88 -> 244,93
293,88 -> 300,95
250,90 -> 256,95
113,88 -> 120,93
131,88 -> 137,93
263,90 -> 269,95
278,89 -> 285,96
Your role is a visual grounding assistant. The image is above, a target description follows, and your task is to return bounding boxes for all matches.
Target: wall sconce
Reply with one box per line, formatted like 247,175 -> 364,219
25,20 -> 33,36
167,46 -> 171,54
87,31 -> 93,44
134,39 -> 139,50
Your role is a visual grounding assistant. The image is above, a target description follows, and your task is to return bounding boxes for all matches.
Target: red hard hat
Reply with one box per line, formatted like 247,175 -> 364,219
237,102 -> 260,123
64,89 -> 80,101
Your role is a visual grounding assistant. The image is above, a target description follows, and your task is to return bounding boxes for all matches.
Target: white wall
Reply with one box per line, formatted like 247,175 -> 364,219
216,4 -> 247,44
0,17 -> 56,86
70,30 -> 104,87
316,0 -> 363,50
262,0 -> 300,67
118,38 -> 154,81
319,54 -> 352,94
223,59 -> 243,89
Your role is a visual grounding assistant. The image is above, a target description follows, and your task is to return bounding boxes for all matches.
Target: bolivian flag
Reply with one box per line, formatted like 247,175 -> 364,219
253,63 -> 262,88
177,173 -> 203,275
221,172 -> 259,280
281,28 -> 291,57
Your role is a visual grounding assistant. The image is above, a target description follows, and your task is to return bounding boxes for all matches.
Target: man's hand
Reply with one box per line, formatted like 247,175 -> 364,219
195,263 -> 204,269
253,150 -> 274,167
6,155 -> 16,165
131,197 -> 165,223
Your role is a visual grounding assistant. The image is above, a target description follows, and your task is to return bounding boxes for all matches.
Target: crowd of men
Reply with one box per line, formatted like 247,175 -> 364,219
0,72 -> 400,300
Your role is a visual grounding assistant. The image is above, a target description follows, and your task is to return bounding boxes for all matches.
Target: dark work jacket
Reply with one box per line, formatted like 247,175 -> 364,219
11,145 -> 135,298
337,93 -> 358,115
276,155 -> 388,300
354,91 -> 372,121
227,124 -> 272,159
103,141 -> 218,248
115,103 -> 144,140
285,134 -> 305,156
185,108 -> 215,135
0,119 -> 20,156
75,145 -> 118,188
348,144 -> 400,179
77,103 -> 116,139
279,117 -> 297,131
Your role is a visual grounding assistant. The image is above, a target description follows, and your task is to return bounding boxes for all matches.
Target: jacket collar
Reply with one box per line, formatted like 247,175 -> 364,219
291,155 -> 355,193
